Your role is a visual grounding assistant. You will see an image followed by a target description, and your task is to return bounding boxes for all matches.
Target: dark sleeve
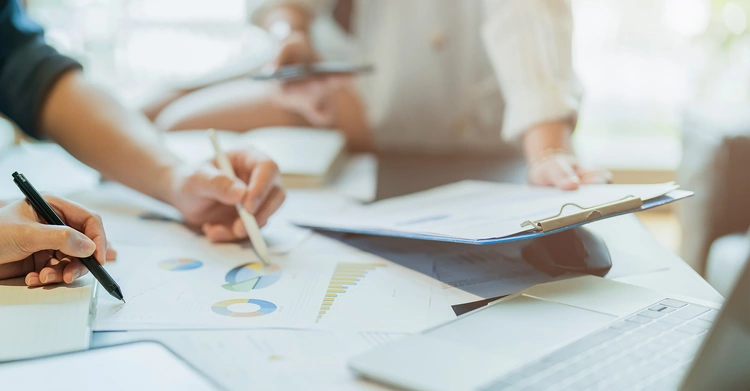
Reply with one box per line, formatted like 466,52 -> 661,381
0,0 -> 82,139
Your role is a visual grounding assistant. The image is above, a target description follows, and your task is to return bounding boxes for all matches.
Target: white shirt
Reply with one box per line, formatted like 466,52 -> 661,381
250,0 -> 581,152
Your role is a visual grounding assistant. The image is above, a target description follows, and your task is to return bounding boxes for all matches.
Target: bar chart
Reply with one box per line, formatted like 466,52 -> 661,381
317,262 -> 387,322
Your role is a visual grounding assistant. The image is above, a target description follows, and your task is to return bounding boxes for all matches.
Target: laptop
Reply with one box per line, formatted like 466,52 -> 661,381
350,261 -> 750,391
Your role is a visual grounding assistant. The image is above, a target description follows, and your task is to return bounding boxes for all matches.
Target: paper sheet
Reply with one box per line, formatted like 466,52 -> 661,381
329,214 -> 673,307
93,329 -> 402,391
332,234 -> 563,306
293,181 -> 679,241
94,235 -> 454,332
0,276 -> 94,361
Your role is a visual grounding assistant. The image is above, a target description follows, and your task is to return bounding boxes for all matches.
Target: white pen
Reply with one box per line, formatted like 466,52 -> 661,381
207,129 -> 271,266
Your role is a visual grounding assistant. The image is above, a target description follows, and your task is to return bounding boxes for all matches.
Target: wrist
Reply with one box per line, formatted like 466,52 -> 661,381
262,4 -> 313,38
522,120 -> 575,162
153,161 -> 190,207
269,21 -> 311,43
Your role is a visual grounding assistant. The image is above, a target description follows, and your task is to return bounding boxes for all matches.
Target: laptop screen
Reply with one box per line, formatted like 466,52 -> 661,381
680,257 -> 750,391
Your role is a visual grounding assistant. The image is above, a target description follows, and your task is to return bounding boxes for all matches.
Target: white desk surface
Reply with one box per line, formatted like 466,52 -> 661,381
91,213 -> 720,391
2,145 -> 718,390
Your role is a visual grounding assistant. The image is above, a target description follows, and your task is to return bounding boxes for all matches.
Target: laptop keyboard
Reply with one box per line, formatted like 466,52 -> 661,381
480,300 -> 717,391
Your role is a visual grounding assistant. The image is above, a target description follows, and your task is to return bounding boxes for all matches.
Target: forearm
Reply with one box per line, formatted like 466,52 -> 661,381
40,70 -> 181,203
522,120 -> 575,161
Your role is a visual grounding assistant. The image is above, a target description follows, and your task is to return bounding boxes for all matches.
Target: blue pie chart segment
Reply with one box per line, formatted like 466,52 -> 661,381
223,262 -> 281,291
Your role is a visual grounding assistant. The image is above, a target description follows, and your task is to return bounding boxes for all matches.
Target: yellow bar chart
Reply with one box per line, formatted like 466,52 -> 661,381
316,262 -> 387,322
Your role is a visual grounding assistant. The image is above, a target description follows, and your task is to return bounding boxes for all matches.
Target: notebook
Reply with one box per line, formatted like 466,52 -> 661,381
163,127 -> 347,188
292,181 -> 692,245
0,276 -> 95,362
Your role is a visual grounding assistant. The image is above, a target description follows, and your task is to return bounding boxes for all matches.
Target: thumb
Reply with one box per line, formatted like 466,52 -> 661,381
190,166 -> 246,205
24,225 -> 97,258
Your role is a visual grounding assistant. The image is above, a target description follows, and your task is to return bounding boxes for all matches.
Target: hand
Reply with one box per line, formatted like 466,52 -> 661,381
270,31 -> 349,127
0,196 -> 116,287
169,148 -> 286,242
528,152 -> 613,190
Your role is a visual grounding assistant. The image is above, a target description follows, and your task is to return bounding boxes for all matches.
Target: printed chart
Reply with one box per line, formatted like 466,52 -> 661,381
95,241 -> 450,333
158,258 -> 203,271
317,262 -> 386,322
211,298 -> 278,318
223,262 -> 282,292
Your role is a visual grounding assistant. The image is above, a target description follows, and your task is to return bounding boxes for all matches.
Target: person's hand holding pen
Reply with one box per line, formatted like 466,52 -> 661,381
167,148 -> 286,243
0,196 -> 116,287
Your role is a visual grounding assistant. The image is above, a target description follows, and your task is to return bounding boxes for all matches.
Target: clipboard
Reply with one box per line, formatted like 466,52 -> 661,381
292,182 -> 693,245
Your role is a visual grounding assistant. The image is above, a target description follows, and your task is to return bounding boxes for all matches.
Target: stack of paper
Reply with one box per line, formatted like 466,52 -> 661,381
0,276 -> 95,361
292,181 -> 689,244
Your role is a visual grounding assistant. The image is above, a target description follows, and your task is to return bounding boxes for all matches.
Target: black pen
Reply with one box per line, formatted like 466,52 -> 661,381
12,172 -> 125,303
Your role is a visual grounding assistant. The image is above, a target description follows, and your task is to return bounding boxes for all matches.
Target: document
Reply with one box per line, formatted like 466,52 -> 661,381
331,215 -> 672,306
0,276 -> 94,361
293,181 -> 682,243
93,329 -> 403,391
94,235 -> 454,333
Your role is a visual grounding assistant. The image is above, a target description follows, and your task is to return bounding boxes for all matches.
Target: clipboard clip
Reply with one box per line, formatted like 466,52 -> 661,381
521,195 -> 644,232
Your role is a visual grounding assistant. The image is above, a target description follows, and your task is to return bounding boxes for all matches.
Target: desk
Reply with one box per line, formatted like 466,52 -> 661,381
89,154 -> 720,390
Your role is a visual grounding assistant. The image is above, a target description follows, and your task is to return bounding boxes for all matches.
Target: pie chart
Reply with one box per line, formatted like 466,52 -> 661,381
158,258 -> 203,271
211,298 -> 277,317
223,262 -> 282,291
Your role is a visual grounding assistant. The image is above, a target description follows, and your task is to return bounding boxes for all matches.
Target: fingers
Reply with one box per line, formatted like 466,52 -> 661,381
202,222 -> 237,243
187,166 -> 246,205
201,187 -> 285,242
254,187 -> 287,227
529,156 -> 580,190
27,260 -> 66,287
529,153 -> 615,190
242,160 -> 281,214
20,225 -> 96,259
46,196 -> 109,265
62,259 -> 89,284
275,77 -> 340,127
226,187 -> 286,240
25,272 -> 41,287
26,255 -> 88,287
549,156 -> 581,190
577,166 -> 613,184
106,247 -> 118,262
38,262 -> 66,285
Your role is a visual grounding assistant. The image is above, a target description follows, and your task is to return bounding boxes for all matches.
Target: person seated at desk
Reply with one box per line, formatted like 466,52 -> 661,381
142,0 -> 611,190
0,0 -> 285,287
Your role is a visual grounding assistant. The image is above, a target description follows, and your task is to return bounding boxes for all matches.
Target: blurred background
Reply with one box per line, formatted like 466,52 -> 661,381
2,0 -> 750,260
11,0 -> 749,175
